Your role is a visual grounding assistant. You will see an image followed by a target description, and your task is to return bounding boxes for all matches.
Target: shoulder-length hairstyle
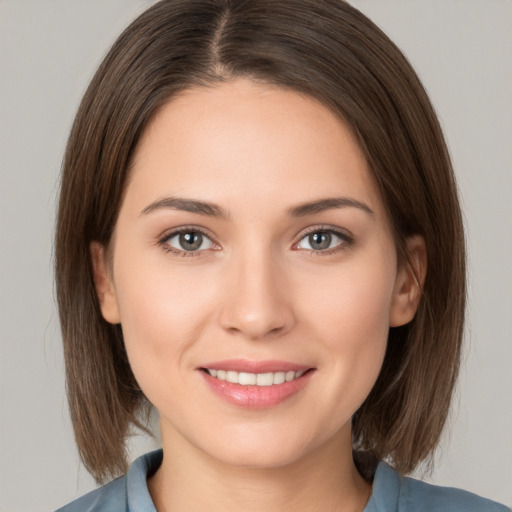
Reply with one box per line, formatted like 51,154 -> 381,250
56,0 -> 465,483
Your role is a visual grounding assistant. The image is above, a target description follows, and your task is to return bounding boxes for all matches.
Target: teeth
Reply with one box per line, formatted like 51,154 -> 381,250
226,371 -> 238,383
273,372 -> 285,385
238,372 -> 256,385
256,373 -> 273,386
206,369 -> 306,386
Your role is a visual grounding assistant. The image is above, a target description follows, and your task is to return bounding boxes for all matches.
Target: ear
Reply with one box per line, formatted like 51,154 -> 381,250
90,241 -> 121,324
389,235 -> 427,327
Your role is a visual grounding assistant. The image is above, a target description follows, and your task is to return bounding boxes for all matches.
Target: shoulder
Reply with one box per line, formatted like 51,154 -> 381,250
55,449 -> 163,512
399,474 -> 509,512
55,476 -> 127,512
366,461 -> 509,512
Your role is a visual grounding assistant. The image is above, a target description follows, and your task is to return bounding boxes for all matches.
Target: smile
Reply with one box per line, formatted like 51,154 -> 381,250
199,362 -> 315,409
203,368 -> 306,386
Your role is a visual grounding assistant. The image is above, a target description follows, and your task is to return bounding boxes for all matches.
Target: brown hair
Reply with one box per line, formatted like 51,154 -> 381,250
56,0 -> 465,483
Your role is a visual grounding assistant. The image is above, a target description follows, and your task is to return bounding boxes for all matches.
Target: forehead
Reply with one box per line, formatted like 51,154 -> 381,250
127,78 -> 384,218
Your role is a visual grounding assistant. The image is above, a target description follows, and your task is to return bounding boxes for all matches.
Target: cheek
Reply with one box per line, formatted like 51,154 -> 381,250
298,256 -> 395,407
111,252 -> 217,388
304,255 -> 395,344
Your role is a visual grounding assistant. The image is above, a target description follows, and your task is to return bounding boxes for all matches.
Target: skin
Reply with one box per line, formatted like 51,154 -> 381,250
92,78 -> 426,512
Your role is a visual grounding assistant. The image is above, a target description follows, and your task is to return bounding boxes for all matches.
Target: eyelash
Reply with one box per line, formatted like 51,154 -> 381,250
157,225 -> 353,258
294,226 -> 354,256
158,226 -> 217,258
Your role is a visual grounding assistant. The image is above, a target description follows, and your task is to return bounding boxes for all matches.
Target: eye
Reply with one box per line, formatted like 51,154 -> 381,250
295,229 -> 351,252
161,229 -> 214,253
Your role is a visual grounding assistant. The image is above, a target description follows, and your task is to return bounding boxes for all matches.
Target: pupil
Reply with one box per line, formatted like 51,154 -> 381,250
310,232 -> 331,250
179,232 -> 202,251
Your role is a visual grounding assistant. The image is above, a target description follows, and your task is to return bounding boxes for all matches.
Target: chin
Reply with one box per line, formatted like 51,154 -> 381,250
209,442 -> 307,470
192,422 -> 337,471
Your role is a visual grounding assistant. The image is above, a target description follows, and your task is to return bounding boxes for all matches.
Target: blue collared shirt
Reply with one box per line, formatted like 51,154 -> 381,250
56,449 -> 509,511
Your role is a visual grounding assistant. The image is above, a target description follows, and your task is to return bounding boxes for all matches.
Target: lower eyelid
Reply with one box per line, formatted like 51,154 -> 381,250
157,227 -> 352,255
295,229 -> 353,249
158,228 -> 218,254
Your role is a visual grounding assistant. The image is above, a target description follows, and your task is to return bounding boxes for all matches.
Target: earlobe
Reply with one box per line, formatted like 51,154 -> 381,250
389,235 -> 427,327
90,241 -> 121,324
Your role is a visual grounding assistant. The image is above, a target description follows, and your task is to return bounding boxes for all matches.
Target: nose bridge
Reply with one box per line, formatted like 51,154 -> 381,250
219,238 -> 294,340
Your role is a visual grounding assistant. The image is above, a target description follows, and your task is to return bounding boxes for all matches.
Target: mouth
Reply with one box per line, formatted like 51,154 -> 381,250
198,360 -> 315,409
201,368 -> 308,386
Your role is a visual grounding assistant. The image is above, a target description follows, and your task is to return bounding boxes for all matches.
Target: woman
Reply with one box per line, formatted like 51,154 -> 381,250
54,1 -> 508,510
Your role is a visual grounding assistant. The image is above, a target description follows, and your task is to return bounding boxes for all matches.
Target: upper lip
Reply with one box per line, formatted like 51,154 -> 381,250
199,359 -> 312,373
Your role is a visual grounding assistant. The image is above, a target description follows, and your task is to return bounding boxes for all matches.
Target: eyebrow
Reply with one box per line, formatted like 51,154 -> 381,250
140,197 -> 228,218
140,196 -> 374,218
288,197 -> 374,217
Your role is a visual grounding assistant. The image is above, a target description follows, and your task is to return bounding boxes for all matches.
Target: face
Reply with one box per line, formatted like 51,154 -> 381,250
93,79 -> 422,469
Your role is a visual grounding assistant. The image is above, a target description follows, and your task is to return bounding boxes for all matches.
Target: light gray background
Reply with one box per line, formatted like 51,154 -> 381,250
0,1 -> 511,511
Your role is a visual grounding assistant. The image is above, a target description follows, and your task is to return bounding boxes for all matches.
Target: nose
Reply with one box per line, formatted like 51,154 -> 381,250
219,248 -> 296,340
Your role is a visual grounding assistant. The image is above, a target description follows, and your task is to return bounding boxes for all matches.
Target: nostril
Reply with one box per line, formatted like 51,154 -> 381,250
218,287 -> 296,340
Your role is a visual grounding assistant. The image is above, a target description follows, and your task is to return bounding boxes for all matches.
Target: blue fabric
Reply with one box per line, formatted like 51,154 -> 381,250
56,449 -> 509,511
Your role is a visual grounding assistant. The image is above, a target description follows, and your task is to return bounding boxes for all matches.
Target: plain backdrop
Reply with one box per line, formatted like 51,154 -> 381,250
0,1 -> 511,511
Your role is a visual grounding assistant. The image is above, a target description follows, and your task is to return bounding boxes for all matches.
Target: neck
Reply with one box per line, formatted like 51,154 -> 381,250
148,424 -> 371,512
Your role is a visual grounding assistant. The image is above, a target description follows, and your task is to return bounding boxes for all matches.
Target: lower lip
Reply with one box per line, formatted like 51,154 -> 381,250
199,370 -> 314,409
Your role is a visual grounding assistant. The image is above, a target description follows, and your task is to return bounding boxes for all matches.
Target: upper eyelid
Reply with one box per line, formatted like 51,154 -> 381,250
158,227 -> 218,257
157,224 -> 353,250
295,225 -> 353,241
292,226 -> 354,255
159,225 -> 216,242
